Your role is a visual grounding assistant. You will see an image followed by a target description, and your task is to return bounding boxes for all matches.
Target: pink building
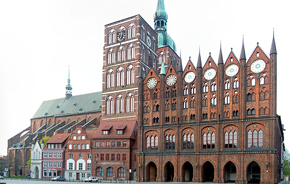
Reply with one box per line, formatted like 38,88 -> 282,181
42,133 -> 70,179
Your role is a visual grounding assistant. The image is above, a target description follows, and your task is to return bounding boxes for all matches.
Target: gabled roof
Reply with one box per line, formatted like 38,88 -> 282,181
46,133 -> 70,144
32,92 -> 102,119
93,120 -> 137,139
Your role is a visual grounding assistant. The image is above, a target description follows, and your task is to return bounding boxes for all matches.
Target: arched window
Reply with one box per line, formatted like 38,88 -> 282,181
126,93 -> 134,113
117,47 -> 125,62
116,95 -> 124,114
260,77 -> 265,85
225,96 -> 230,105
127,65 -> 134,85
116,67 -> 124,87
117,167 -> 125,178
159,52 -> 165,64
211,97 -> 217,106
106,167 -> 114,177
233,78 -> 239,88
251,78 -> 256,86
247,124 -> 264,148
146,135 -> 158,151
165,131 -> 175,150
107,50 -> 115,64
183,98 -> 188,109
106,69 -> 114,88
106,96 -> 114,115
96,167 -> 103,177
202,127 -> 215,149
183,133 -> 194,150
225,130 -> 237,148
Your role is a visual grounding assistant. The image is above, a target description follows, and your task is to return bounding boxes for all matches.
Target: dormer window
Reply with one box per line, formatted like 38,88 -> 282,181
116,125 -> 127,135
117,130 -> 123,135
102,125 -> 112,135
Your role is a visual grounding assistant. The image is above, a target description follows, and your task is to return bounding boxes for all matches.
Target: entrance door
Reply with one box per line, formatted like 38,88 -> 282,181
76,173 -> 80,180
182,162 -> 193,182
247,162 -> 260,183
224,162 -> 236,182
164,162 -> 174,182
146,162 -> 157,181
133,169 -> 136,180
35,167 -> 39,179
203,161 -> 214,182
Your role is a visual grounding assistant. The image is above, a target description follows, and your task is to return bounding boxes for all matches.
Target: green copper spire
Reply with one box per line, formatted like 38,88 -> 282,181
160,61 -> 166,75
154,0 -> 176,52
65,65 -> 72,99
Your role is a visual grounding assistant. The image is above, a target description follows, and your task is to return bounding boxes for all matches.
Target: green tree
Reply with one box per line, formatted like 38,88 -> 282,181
284,149 -> 290,177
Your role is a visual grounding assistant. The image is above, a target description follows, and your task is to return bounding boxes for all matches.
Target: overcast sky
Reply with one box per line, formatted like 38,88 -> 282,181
0,0 -> 289,155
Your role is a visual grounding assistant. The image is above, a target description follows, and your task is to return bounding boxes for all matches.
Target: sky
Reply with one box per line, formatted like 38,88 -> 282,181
0,0 -> 289,156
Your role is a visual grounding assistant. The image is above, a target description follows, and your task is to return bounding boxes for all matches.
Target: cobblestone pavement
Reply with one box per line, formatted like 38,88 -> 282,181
0,179 -> 287,184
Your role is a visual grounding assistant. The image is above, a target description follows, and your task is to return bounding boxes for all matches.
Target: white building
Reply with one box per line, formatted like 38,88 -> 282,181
30,140 -> 43,179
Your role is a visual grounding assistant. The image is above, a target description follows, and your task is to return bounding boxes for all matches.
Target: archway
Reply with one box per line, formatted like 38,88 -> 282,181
224,161 -> 236,182
146,162 -> 157,181
202,161 -> 214,182
247,162 -> 260,183
35,166 -> 39,179
164,162 -> 174,182
182,161 -> 193,182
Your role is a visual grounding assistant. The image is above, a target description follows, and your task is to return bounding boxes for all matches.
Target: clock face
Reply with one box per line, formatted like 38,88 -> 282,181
166,75 -> 177,86
184,72 -> 196,83
147,78 -> 157,89
147,36 -> 152,47
117,30 -> 125,42
251,59 -> 266,73
204,68 -> 216,81
226,64 -> 239,77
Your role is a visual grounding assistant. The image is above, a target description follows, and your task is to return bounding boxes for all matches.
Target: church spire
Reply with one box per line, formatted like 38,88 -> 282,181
240,36 -> 246,60
218,42 -> 224,65
270,30 -> 277,55
197,47 -> 202,68
65,65 -> 72,99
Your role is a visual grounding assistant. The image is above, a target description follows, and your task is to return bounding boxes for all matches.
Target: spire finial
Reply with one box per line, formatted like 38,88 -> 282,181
270,29 -> 277,55
218,42 -> 223,65
178,50 -> 183,72
240,36 -> 246,60
65,65 -> 72,99
197,46 -> 202,68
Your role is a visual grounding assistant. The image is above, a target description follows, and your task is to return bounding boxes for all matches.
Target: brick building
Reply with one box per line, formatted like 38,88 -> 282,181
42,133 -> 70,179
64,126 -> 97,181
91,120 -> 138,180
7,0 -> 284,183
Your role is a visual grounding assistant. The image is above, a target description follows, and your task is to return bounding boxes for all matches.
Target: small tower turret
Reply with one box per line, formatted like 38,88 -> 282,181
65,65 -> 72,100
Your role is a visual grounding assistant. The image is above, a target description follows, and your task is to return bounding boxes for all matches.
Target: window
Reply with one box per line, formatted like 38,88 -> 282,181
69,163 -> 73,170
43,162 -> 47,168
82,144 -> 85,149
48,169 -> 52,177
126,94 -> 134,113
106,69 -> 114,89
77,144 -> 80,149
183,133 -> 194,150
225,82 -> 230,90
78,163 -> 83,170
57,162 -> 61,168
211,84 -> 217,91
117,154 -> 120,161
112,141 -> 115,147
96,142 -> 99,147
123,142 -> 127,147
82,135 -> 85,140
107,167 -> 114,177
87,163 -> 91,170
117,141 -> 121,147
96,167 -> 103,177
102,130 -> 109,135
211,97 -> 217,106
260,77 -> 265,85
58,153 -> 61,158
247,126 -> 263,148
86,144 -> 89,149
183,98 -> 188,109
69,144 -> 72,149
79,154 -> 83,159
81,173 -> 85,178
48,153 -> 52,158
106,154 -> 109,161
203,128 -> 215,149
117,130 -> 123,135
43,153 -> 47,158
116,68 -> 124,87
53,153 -> 57,158
251,78 -> 256,86
111,154 -> 115,161
225,131 -> 237,148
118,167 -> 126,178
53,161 -> 56,168
122,154 -> 126,161
69,153 -> 73,159
73,144 -> 76,149
100,154 -> 104,161
165,132 -> 175,150
126,65 -> 134,85
43,169 -> 47,177
225,96 -> 230,105
146,135 -> 158,151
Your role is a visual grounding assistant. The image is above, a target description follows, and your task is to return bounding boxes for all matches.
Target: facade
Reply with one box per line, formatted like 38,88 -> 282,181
91,120 -> 138,180
64,126 -> 96,181
42,133 -> 70,179
7,0 -> 284,183
30,140 -> 43,179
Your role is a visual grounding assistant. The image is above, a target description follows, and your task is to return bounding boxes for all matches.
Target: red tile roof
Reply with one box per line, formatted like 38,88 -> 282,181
46,133 -> 70,143
93,120 -> 137,139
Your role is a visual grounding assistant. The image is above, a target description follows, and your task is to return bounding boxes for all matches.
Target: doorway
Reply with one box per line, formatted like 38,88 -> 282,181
203,161 -> 214,182
182,161 -> 193,182
164,162 -> 174,182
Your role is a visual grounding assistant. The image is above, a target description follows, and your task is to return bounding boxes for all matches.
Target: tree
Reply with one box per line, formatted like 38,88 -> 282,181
284,149 -> 290,177
40,136 -> 51,147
